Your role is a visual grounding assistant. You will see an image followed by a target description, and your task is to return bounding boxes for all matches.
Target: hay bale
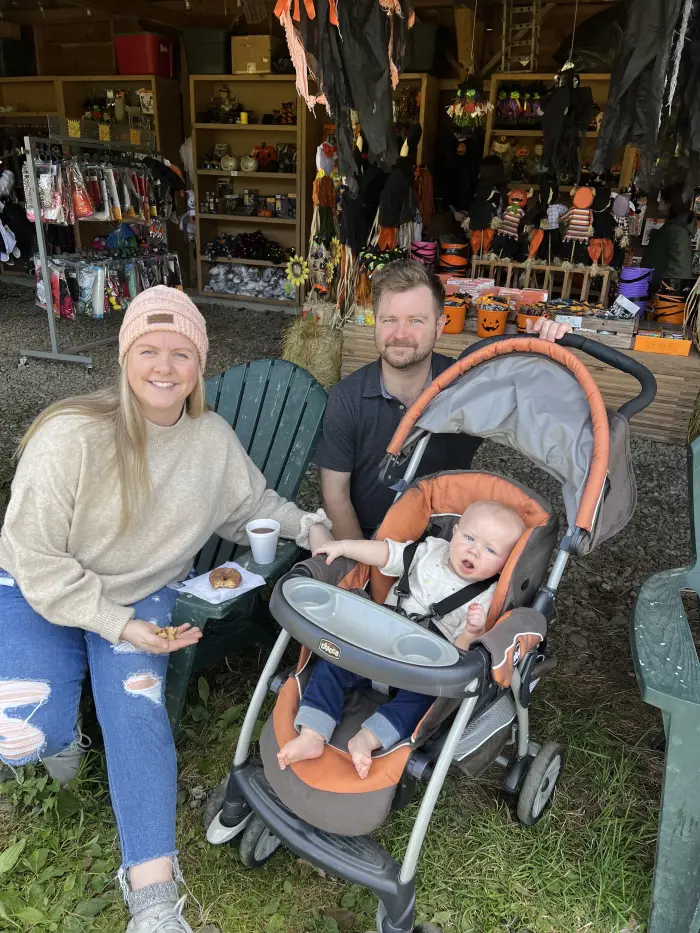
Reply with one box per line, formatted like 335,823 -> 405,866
281,317 -> 343,389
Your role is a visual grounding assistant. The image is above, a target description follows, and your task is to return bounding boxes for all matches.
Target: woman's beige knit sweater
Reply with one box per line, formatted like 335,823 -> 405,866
0,410 -> 316,643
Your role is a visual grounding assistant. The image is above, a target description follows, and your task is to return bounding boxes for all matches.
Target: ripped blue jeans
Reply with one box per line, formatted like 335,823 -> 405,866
0,570 -> 179,873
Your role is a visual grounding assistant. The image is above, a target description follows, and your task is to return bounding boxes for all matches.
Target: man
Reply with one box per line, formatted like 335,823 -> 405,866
313,260 -> 569,539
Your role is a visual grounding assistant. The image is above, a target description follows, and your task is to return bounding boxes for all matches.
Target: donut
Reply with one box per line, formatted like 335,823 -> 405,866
209,567 -> 243,589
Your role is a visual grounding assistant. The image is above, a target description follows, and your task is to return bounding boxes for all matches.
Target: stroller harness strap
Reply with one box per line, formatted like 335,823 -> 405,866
393,525 -> 498,627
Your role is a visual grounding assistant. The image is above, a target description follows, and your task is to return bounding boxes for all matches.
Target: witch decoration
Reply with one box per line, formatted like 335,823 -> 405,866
275,0 -> 413,189
541,62 -> 595,184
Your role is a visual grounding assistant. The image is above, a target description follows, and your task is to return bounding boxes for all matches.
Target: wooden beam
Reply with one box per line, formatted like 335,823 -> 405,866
1,8 -> 114,24
482,1 -> 555,77
60,0 -> 190,29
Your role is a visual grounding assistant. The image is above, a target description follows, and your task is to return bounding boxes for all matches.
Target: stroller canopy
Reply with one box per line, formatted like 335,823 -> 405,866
385,337 -> 636,552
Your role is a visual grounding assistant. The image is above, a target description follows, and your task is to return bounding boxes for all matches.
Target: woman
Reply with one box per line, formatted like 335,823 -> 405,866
643,181 -> 694,292
0,286 -> 332,933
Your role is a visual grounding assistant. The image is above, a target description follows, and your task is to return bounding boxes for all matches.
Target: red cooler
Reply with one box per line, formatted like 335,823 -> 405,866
114,33 -> 174,78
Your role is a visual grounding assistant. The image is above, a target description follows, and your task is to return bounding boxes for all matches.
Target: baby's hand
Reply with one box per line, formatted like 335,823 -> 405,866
465,603 -> 487,634
313,540 -> 347,564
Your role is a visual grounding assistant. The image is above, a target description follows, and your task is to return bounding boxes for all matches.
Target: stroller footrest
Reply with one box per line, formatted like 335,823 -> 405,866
233,761 -> 404,898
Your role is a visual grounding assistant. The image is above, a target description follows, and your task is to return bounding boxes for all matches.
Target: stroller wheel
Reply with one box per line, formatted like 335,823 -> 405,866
239,814 -> 282,868
516,742 -> 564,827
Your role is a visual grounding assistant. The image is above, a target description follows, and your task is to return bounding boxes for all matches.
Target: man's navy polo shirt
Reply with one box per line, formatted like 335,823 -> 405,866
313,353 -> 482,536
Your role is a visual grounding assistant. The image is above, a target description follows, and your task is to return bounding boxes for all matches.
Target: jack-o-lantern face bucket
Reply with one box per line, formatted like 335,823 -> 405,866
443,298 -> 468,334
516,311 -> 540,333
477,303 -> 508,337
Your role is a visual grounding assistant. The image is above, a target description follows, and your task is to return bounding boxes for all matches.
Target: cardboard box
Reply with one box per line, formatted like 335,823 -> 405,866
231,35 -> 279,74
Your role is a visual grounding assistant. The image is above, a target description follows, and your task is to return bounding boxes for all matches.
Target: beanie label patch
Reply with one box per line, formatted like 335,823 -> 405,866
147,313 -> 174,324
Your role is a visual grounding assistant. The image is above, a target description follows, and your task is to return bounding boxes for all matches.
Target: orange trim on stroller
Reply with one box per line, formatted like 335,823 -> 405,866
273,677 -> 413,792
385,339 -> 609,532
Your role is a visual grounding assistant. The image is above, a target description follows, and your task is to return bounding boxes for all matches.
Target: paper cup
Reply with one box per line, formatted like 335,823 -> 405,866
246,519 -> 280,564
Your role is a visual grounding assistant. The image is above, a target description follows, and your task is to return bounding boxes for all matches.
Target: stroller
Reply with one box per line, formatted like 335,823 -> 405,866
205,333 -> 656,933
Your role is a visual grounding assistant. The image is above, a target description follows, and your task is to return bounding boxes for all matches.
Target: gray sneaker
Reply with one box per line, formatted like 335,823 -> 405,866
125,896 -> 194,933
41,732 -> 91,785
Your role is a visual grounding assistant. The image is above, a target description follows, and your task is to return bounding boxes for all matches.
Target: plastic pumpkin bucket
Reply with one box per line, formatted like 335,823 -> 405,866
516,311 -> 540,333
477,301 -> 508,337
443,297 -> 468,334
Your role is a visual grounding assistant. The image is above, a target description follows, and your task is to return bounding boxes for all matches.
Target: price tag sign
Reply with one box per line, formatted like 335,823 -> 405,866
554,314 -> 582,329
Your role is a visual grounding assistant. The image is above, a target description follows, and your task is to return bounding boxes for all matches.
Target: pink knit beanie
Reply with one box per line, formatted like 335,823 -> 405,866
118,286 -> 209,372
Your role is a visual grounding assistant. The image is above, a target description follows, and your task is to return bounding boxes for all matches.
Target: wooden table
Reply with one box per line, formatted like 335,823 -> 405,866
341,324 -> 700,446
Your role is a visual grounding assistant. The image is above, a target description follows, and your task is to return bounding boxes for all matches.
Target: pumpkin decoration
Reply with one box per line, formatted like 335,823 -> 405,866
442,296 -> 468,334
476,297 -> 509,337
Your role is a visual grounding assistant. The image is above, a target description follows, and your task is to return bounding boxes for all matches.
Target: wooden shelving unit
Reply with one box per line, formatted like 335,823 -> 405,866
0,76 -> 62,123
0,74 -> 182,164
190,73 -> 320,307
483,73 -> 635,188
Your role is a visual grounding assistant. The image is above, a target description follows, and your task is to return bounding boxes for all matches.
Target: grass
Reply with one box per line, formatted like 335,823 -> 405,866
0,652 -> 660,933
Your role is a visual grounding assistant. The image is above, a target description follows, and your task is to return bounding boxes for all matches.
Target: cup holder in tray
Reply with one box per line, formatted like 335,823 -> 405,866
281,578 -> 458,667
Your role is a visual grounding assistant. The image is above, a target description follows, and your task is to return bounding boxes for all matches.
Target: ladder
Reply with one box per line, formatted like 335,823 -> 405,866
501,0 -> 542,72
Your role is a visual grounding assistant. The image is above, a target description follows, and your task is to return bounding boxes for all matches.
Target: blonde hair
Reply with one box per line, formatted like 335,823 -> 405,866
18,367 -> 207,529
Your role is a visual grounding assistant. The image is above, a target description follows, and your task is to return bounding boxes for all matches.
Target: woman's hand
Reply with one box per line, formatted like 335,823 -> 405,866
527,317 -> 572,342
313,540 -> 347,565
308,522 -> 334,554
119,619 -> 203,654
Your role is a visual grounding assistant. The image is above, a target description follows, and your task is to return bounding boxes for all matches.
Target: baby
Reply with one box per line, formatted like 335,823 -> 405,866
277,500 -> 525,779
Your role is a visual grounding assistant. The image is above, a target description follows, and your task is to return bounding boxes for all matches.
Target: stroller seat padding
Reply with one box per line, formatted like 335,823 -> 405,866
261,676 -> 413,836
337,471 -> 557,627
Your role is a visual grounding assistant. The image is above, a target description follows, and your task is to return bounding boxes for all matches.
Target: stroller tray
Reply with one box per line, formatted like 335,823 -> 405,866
282,578 -> 458,667
233,761 -> 405,897
272,575 -> 488,698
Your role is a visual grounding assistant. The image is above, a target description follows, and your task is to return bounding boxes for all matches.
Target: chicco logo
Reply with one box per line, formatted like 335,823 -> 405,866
318,639 -> 341,660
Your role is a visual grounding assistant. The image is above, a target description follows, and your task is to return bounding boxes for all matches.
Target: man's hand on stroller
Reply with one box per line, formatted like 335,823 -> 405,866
453,603 -> 487,650
527,317 -> 572,342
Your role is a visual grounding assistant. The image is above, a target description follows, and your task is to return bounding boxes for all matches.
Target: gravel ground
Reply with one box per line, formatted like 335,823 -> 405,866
0,277 -> 691,729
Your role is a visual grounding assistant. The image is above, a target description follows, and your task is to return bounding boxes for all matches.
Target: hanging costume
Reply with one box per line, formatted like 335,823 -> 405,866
376,124 -> 422,250
541,63 -> 596,184
275,0 -> 413,189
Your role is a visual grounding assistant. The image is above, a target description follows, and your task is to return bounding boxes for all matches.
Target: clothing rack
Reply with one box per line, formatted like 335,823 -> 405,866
21,133 -> 157,369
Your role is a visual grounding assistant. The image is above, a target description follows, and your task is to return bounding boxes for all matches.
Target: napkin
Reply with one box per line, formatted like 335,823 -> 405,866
178,561 -> 266,605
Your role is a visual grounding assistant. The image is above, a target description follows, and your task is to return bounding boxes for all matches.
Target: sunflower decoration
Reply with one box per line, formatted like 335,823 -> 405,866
286,254 -> 310,287
325,261 -> 336,286
329,236 -> 342,267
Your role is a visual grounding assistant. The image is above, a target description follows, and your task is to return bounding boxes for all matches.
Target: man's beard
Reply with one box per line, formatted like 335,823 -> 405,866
377,338 -> 434,371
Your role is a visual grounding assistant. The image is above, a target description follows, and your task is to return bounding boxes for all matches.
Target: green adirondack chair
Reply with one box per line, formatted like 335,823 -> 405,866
165,359 -> 327,733
631,435 -> 700,933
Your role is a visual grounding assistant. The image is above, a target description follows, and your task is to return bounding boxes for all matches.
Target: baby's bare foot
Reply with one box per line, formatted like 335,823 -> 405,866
277,728 -> 325,770
347,727 -> 381,779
